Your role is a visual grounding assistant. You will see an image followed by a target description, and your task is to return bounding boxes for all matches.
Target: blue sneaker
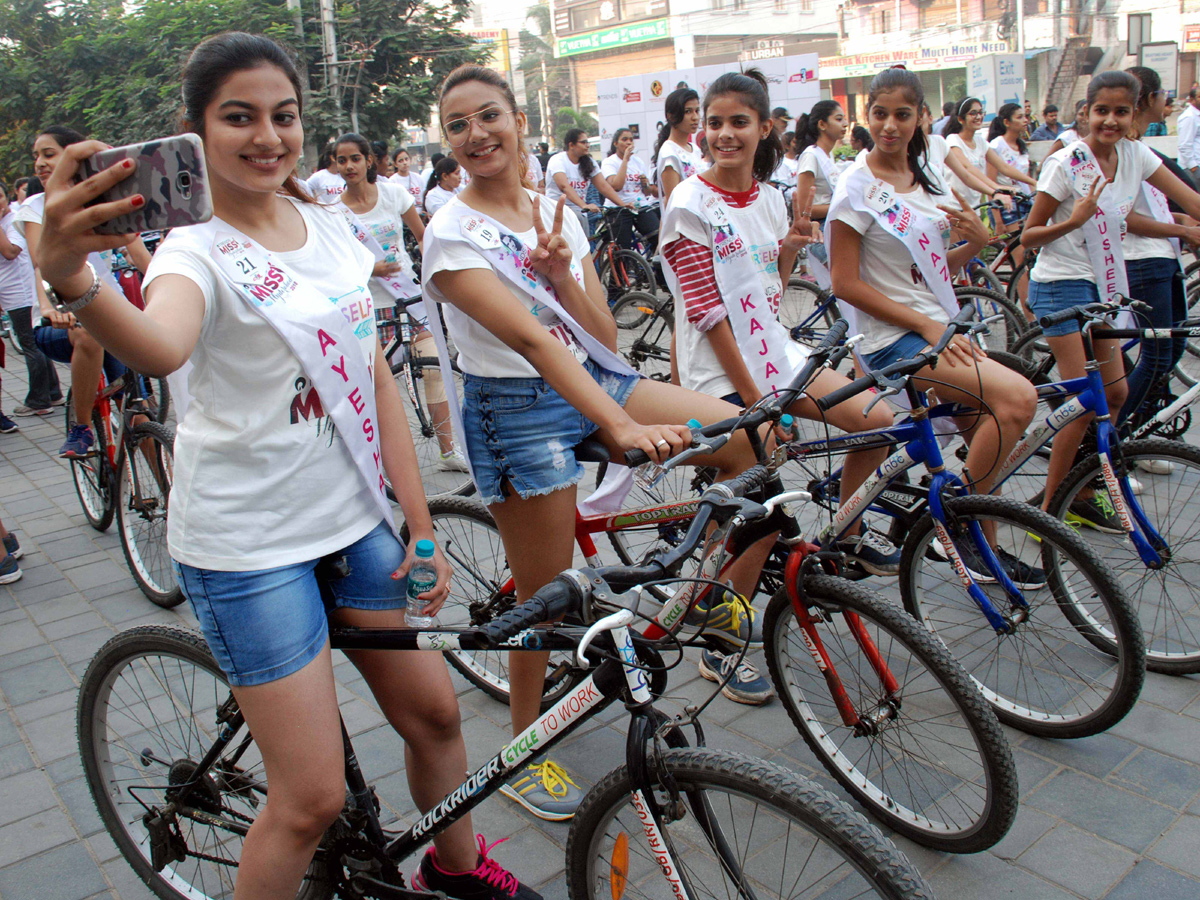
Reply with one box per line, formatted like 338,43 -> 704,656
60,424 -> 95,459
698,648 -> 774,705
0,553 -> 21,584
836,528 -> 901,576
3,533 -> 21,560
0,414 -> 17,433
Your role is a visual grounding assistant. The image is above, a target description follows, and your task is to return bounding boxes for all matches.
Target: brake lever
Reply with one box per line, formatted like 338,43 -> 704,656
864,386 -> 900,417
576,608 -> 637,668
661,433 -> 731,474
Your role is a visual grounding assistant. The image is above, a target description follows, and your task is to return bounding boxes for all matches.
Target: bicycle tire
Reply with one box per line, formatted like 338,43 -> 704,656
78,625 -> 333,900
117,422 -> 183,608
1048,438 -> 1200,675
613,292 -> 674,382
401,495 -> 581,708
782,278 -> 840,351
565,747 -> 934,900
3,314 -> 24,357
898,494 -> 1145,738
966,260 -> 1005,296
1005,255 -> 1035,309
150,376 -> 172,426
600,248 -> 656,303
954,286 -> 1025,353
763,574 -> 1018,853
66,392 -> 115,532
390,358 -> 473,498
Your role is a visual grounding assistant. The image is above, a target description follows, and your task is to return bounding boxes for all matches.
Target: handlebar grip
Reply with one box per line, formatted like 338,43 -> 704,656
479,577 -> 581,648
1038,307 -> 1084,329
624,449 -> 650,467
815,373 -> 875,412
815,318 -> 850,355
723,465 -> 771,498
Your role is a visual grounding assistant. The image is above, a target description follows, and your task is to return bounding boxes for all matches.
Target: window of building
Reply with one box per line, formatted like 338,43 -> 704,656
918,0 -> 958,29
871,8 -> 893,33
622,0 -> 654,18
569,1 -> 604,31
1128,13 -> 1151,55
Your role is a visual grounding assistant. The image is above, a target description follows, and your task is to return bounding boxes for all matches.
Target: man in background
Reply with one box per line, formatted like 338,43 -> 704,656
1177,87 -> 1200,181
1030,105 -> 1063,141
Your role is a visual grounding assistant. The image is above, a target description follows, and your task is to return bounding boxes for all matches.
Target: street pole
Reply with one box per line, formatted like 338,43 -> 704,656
1016,0 -> 1025,55
319,0 -> 343,128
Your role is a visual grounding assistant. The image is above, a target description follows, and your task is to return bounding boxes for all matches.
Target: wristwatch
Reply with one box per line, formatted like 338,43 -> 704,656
45,263 -> 100,314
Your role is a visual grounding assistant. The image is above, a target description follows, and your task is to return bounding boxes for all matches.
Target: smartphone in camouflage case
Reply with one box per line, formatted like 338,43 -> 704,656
79,133 -> 214,235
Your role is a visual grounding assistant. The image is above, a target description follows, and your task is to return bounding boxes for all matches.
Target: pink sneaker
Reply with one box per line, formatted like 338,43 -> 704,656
411,834 -> 542,900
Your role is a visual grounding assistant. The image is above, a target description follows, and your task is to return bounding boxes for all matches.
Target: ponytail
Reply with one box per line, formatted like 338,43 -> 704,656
426,157 -> 458,194
793,100 -> 841,155
865,68 -> 943,195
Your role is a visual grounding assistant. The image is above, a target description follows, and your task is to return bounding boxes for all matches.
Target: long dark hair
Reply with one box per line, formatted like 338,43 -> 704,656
426,157 -> 459,194
1125,65 -> 1162,112
850,125 -> 873,151
794,100 -> 841,155
38,125 -> 87,149
335,133 -> 377,184
865,68 -> 942,195
181,32 -> 313,204
654,87 -> 699,166
437,64 -> 532,188
987,103 -> 1027,153
1087,70 -> 1140,106
608,128 -> 632,158
702,68 -> 782,184
943,96 -> 982,137
564,127 -> 595,178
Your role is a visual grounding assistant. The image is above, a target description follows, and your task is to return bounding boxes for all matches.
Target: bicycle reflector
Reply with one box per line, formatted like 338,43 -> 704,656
610,832 -> 630,900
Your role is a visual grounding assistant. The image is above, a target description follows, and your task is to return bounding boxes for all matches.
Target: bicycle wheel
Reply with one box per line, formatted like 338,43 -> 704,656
78,625 -> 333,900
613,292 -> 673,382
1005,255 -> 1035,309
402,496 -> 580,708
781,278 -> 839,352
3,313 -> 24,357
899,494 -> 1145,738
1048,438 -> 1200,675
392,358 -> 473,498
600,248 -> 656,302
66,392 -> 115,532
118,422 -> 183,608
764,575 -> 1017,853
965,260 -> 1005,296
954,286 -> 1025,353
566,747 -> 934,900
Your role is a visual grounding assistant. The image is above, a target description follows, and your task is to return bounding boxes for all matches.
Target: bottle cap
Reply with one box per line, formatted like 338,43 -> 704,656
415,539 -> 436,558
780,414 -> 794,429
687,418 -> 702,430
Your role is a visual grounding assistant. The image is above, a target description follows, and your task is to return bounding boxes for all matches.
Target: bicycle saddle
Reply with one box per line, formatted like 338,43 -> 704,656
575,438 -> 611,464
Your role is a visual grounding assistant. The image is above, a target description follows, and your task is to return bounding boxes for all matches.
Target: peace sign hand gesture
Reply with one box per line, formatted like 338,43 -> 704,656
530,195 -> 574,287
783,185 -> 820,251
937,188 -> 989,249
1070,176 -> 1110,227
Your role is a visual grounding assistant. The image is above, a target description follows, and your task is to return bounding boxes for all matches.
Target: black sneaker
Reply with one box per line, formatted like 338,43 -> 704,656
0,553 -> 21,585
995,547 -> 1046,589
3,533 -> 21,560
1065,494 -> 1124,534
836,529 -> 902,576
932,537 -> 998,583
0,414 -> 17,434
411,834 -> 542,900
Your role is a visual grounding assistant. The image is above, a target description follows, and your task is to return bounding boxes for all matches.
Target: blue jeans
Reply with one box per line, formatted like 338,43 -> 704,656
1027,279 -> 1099,336
1120,256 -> 1187,426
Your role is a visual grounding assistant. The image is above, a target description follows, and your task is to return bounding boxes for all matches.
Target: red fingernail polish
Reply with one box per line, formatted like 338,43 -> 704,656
131,195 -> 144,208
123,159 -> 133,169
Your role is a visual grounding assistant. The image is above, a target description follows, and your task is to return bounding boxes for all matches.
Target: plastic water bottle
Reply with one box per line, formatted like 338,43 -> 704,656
405,539 -> 438,629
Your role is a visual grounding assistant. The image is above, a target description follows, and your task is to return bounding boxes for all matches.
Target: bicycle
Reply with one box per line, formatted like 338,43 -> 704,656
408,325 -> 1021,853
77,469 -> 936,900
780,306 -> 1145,738
0,310 -> 24,358
612,291 -> 673,381
66,366 -> 180,608
378,297 -> 473,498
590,208 -> 658,310
982,300 -> 1200,675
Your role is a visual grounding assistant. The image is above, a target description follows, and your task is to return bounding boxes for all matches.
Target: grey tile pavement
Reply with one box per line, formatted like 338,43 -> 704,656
1,359 -> 1199,899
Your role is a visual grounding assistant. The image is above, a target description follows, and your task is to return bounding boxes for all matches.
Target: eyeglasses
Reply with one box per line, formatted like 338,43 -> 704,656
442,106 -> 513,147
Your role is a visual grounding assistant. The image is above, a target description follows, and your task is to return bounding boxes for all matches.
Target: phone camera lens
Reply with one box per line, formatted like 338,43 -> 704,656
176,172 -> 192,199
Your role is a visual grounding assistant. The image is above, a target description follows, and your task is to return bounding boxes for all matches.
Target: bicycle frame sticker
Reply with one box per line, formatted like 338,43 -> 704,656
994,393 -> 1090,487
631,789 -> 691,900
825,443 -> 918,540
1097,452 -> 1135,534
411,755 -> 505,840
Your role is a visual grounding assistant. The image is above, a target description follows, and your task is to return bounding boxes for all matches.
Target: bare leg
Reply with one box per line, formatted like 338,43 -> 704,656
68,328 -> 105,427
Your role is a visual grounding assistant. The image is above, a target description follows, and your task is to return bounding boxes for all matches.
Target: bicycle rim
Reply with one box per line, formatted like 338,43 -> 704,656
568,748 -> 933,900
119,425 -> 182,606
398,363 -> 473,497
69,403 -> 114,531
78,627 -> 327,900
1052,441 -> 1200,673
900,495 -> 1143,738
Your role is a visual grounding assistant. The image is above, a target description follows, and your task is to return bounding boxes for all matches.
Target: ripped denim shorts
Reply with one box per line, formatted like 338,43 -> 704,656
461,359 -> 641,505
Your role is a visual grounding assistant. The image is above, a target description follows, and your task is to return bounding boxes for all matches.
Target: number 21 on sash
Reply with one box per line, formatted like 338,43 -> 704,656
236,258 -> 257,276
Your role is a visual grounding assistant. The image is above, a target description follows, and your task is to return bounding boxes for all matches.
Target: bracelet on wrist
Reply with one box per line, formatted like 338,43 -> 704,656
45,263 -> 100,314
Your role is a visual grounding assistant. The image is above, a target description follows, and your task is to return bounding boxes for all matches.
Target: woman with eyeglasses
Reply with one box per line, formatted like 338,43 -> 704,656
545,127 -> 629,234
944,97 -> 1036,213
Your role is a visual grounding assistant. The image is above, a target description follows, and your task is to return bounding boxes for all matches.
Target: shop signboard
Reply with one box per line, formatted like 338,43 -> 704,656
556,18 -> 670,58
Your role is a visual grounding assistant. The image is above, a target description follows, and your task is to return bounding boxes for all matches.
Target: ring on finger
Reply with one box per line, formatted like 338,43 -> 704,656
655,439 -> 669,448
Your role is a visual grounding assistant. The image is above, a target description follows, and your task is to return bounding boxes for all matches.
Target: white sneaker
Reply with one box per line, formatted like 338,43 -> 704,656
1136,458 -> 1175,476
1127,476 -> 1144,496
436,449 -> 469,473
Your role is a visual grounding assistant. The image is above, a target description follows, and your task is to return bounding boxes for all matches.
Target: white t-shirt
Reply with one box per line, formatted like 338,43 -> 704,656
305,169 -> 346,201
655,138 -> 704,197
834,169 -> 956,354
665,180 -> 789,399
769,157 -> 800,200
526,152 -> 545,188
0,211 -> 35,311
1031,140 -> 1163,283
988,136 -> 1032,196
946,132 -> 989,209
143,198 -> 381,570
797,146 -> 838,206
545,152 -> 591,210
1058,128 -> 1079,146
345,181 -> 417,307
424,186 -> 456,218
601,153 -> 654,208
921,134 -> 951,184
422,190 -> 591,379
14,193 -> 120,303
391,171 -> 425,211
1126,149 -> 1176,262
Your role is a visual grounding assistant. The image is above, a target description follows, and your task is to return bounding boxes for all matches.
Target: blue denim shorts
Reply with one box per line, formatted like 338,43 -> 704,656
1000,197 -> 1032,226
1027,279 -> 1099,336
172,520 -> 407,686
34,325 -> 127,385
462,359 -> 641,505
862,331 -> 931,373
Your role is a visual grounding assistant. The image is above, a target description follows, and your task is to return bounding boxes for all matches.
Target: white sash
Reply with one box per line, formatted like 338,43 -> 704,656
807,148 -> 840,290
423,202 -> 640,496
990,139 -> 1032,196
1141,181 -> 1183,271
1063,141 -> 1129,305
336,204 -> 423,311
186,218 -> 394,530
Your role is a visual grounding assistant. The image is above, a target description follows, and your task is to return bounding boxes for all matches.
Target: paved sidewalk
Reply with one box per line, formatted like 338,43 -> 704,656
1,358 -> 1199,900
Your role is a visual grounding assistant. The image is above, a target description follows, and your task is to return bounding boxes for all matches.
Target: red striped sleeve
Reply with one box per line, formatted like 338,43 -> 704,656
663,238 -> 727,332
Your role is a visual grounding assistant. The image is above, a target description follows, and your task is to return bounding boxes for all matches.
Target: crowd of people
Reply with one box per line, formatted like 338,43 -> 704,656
4,27 -> 1200,900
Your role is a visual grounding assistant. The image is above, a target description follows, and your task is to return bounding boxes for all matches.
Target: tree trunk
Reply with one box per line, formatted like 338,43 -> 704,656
286,0 -> 319,173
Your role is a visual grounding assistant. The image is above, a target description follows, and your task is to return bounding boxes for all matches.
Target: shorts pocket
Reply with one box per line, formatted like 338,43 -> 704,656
485,385 -> 543,413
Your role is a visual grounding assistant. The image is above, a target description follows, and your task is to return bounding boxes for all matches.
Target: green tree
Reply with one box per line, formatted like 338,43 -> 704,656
554,106 -> 596,146
518,1 -> 570,142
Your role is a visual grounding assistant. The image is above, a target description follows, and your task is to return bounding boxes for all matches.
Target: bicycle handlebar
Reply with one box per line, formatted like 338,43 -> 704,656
1037,296 -> 1152,330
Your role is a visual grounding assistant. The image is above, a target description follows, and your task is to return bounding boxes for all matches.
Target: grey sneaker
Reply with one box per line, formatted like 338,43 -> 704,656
698,648 -> 774,705
836,529 -> 902,576
498,760 -> 582,821
0,553 -> 21,584
437,449 -> 470,473
12,405 -> 52,418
